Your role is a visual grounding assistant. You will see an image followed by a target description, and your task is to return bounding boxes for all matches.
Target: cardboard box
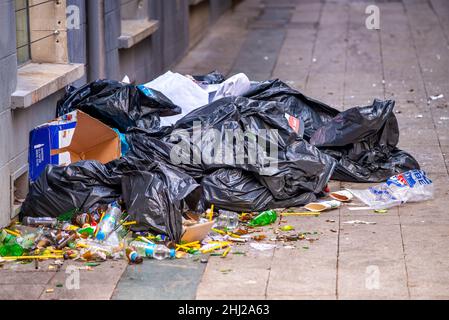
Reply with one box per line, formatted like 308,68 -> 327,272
181,221 -> 215,243
29,110 -> 121,182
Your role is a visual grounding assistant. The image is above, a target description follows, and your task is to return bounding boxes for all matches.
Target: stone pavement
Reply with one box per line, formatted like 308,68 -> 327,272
175,0 -> 449,300
1,0 -> 449,300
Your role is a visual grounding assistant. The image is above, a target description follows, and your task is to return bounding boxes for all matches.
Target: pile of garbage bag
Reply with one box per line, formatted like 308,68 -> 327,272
21,72 -> 420,244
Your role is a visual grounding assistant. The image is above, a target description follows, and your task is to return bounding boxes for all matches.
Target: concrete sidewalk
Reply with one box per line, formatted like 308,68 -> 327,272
175,0 -> 449,300
1,0 -> 448,300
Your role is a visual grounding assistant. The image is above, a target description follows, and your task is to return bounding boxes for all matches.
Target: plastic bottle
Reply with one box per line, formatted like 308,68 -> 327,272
216,210 -> 239,230
96,202 -> 122,241
0,243 -> 24,257
22,217 -> 57,227
126,248 -> 143,264
248,210 -> 278,227
16,232 -> 39,250
129,241 -> 175,260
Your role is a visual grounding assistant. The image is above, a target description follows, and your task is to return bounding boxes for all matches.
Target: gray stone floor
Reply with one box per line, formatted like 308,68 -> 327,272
175,0 -> 449,300
1,0 -> 449,300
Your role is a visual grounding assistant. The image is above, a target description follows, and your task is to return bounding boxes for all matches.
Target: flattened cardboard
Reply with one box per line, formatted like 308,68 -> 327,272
181,221 -> 215,243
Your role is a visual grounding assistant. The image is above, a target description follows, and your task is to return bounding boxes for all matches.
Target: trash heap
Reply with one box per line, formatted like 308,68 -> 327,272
1,71 -> 432,265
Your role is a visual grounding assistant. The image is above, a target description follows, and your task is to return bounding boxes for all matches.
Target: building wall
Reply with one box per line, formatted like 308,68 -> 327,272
0,0 -> 232,226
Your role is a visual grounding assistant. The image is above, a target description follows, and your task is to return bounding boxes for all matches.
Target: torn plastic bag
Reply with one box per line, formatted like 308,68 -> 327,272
347,170 -> 433,209
310,99 -> 420,182
200,168 -> 317,212
56,79 -> 181,132
21,161 -> 122,218
121,163 -> 200,243
245,79 -> 339,140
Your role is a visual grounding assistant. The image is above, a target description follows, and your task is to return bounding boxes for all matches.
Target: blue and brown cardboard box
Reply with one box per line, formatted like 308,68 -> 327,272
29,110 -> 121,182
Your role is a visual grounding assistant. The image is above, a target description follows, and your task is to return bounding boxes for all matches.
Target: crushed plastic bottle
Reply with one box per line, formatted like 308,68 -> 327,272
129,241 -> 175,260
96,202 -> 122,241
216,210 -> 239,230
248,210 -> 278,227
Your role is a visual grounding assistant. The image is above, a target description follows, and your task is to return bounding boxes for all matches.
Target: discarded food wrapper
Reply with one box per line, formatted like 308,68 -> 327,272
304,200 -> 341,212
346,170 -> 433,210
329,190 -> 353,202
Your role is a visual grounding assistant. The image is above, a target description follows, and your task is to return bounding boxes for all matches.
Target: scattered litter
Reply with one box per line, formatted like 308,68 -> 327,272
305,200 -> 341,212
429,94 -> 444,101
220,269 -> 233,274
343,220 -> 377,225
330,191 -> 353,202
347,170 -> 433,210
250,243 -> 276,251
279,225 -> 295,232
0,70 -> 427,281
252,234 -> 267,241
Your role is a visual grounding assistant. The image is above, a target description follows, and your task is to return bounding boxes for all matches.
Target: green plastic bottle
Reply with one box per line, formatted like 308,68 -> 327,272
0,243 -> 24,257
248,210 -> 278,227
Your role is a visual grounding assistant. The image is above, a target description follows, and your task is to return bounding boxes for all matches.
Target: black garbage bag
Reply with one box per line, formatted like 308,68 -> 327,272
56,80 -> 181,132
21,161 -> 122,218
199,168 -> 317,212
246,80 -> 419,182
121,163 -> 200,243
245,79 -> 339,140
166,96 -> 336,199
310,99 -> 420,182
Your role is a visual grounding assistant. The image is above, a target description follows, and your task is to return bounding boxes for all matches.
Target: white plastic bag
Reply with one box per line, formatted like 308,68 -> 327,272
347,170 -> 433,209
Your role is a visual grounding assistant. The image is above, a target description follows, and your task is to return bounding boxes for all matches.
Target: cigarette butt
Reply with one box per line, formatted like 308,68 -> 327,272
46,289 -> 54,293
